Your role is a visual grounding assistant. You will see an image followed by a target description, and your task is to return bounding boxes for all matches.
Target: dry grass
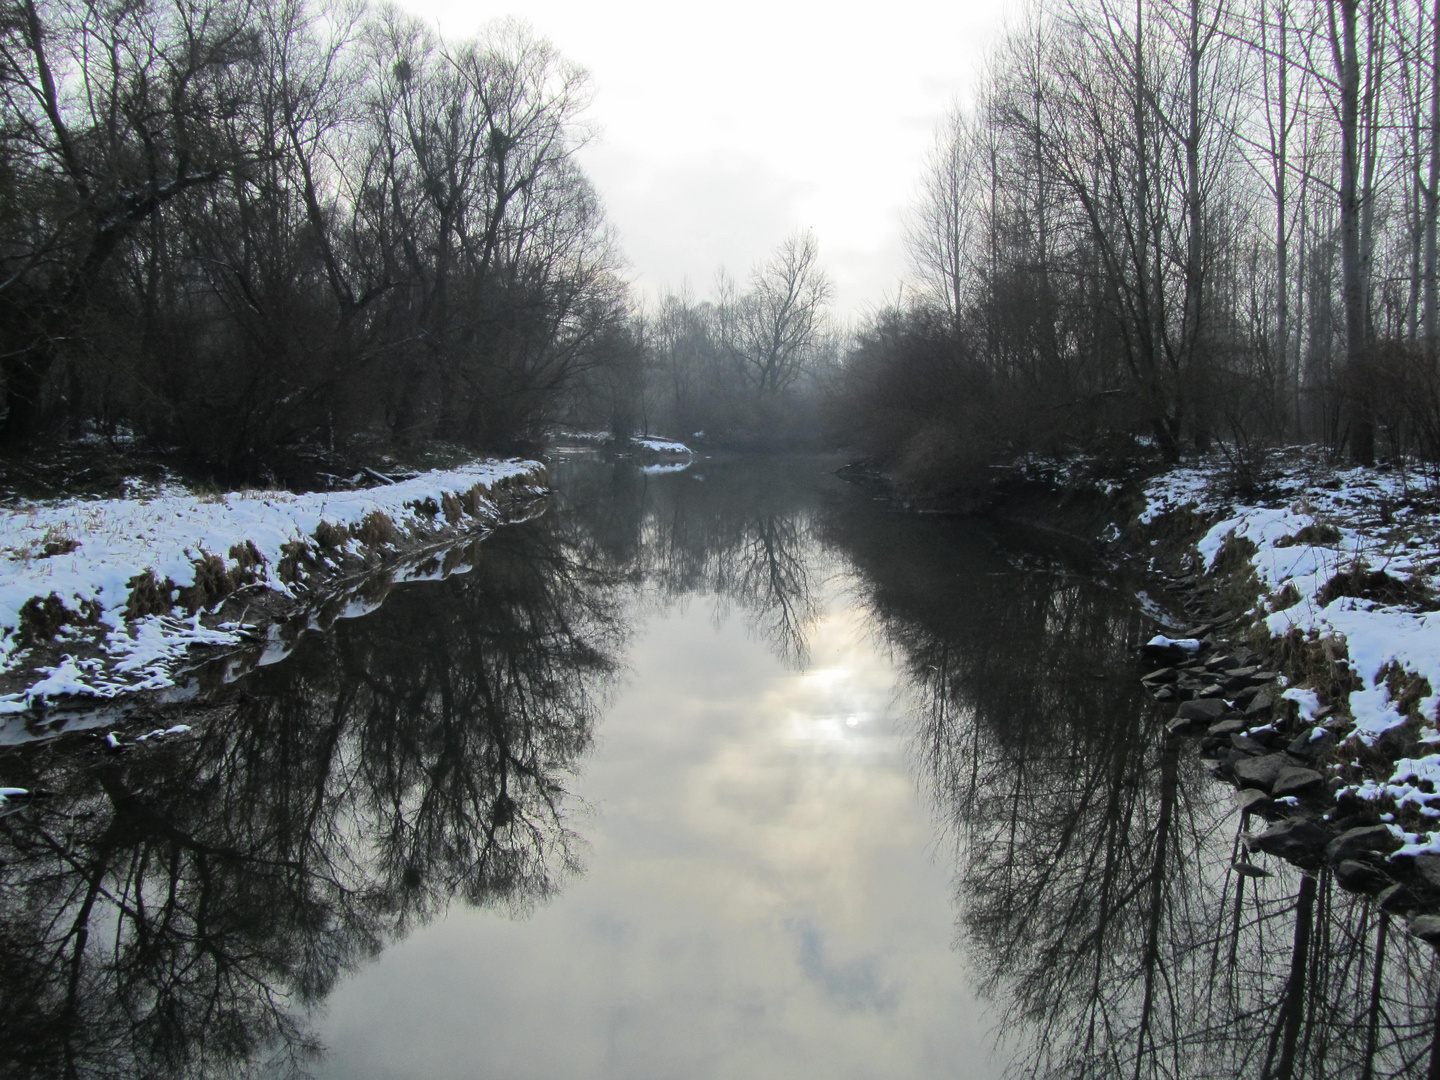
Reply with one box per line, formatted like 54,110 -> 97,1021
313,520 -> 349,550
355,510 -> 399,547
125,570 -> 176,619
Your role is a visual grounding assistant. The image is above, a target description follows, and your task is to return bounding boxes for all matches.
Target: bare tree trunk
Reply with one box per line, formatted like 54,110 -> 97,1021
1271,873 -> 1317,1080
1332,0 -> 1373,463
1425,0 -> 1440,358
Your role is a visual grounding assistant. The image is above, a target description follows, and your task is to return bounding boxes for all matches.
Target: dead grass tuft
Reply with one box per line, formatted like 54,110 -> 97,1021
228,541 -> 265,587
178,552 -> 233,611
313,520 -> 349,550
125,570 -> 176,619
355,510 -> 399,547
277,540 -> 311,584
441,492 -> 464,524
1273,627 -> 1361,705
1275,523 -> 1343,548
17,593 -> 71,647
1316,561 -> 1434,608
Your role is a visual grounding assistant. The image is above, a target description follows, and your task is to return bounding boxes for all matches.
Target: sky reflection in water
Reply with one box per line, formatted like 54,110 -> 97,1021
315,567 -> 995,1080
8,456 -> 1436,1079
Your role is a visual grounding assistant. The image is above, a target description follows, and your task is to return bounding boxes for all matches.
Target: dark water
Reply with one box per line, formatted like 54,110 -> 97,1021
1,455 -> 1436,1079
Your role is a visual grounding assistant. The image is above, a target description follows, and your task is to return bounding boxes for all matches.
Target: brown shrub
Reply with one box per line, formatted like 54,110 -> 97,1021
409,497 -> 440,519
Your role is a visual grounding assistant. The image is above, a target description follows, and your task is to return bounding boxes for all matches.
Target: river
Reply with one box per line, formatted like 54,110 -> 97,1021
1,454 -> 1435,1079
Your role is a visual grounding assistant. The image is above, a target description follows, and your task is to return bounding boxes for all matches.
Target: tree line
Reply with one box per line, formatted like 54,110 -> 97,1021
564,229 -> 838,449
0,0 -> 633,478
834,0 -> 1440,492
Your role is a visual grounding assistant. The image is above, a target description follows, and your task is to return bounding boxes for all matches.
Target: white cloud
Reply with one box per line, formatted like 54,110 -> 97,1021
392,0 -> 1018,316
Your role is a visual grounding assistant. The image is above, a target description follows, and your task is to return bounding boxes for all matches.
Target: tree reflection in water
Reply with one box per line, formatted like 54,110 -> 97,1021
0,457 -> 830,1079
20,457 -> 1433,1079
830,499 -> 1440,1079
0,519 -> 626,1079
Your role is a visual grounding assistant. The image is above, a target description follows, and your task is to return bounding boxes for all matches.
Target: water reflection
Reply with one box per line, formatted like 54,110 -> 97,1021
830,500 -> 1440,1078
3,456 -> 1436,1078
0,520 -> 626,1079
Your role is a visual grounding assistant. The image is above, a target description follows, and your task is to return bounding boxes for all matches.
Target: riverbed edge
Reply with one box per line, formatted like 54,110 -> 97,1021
0,458 -> 550,724
840,449 -> 1440,943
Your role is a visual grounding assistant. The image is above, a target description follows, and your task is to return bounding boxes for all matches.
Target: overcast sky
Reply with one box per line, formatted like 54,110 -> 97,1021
393,0 -> 1018,318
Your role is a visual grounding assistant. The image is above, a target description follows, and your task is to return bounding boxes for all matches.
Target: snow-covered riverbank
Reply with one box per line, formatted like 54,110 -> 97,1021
1137,449 -> 1440,859
0,458 -> 545,714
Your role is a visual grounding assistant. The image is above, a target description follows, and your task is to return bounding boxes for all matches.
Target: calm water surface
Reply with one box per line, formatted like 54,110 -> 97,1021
2,455 -> 1436,1078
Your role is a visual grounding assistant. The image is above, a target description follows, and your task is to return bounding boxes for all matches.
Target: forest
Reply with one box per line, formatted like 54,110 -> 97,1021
1,0 -> 1438,489
837,0 -> 1440,496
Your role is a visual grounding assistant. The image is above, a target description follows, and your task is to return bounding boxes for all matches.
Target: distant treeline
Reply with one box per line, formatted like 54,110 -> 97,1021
0,0 -> 633,476
832,0 -> 1440,494
606,232 -> 838,449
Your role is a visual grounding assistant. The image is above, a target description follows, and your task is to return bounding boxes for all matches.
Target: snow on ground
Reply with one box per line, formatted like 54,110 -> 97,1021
630,436 -> 692,455
0,458 -> 542,711
1140,450 -> 1440,851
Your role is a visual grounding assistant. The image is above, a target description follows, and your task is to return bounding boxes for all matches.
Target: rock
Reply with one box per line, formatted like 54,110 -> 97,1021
1325,825 -> 1402,864
1231,734 -> 1269,755
1379,883 -> 1417,914
1234,753 -> 1298,791
1286,727 -> 1336,758
1245,692 -> 1274,717
1236,788 -> 1271,815
1271,766 -> 1324,798
1374,724 -> 1423,762
1409,915 -> 1440,944
1197,684 -> 1227,698
1208,718 -> 1249,738
1175,678 -> 1208,698
1142,666 -> 1178,684
1232,860 -> 1272,878
1177,698 -> 1230,723
1248,817 -> 1332,864
1143,638 -> 1202,665
1413,853 -> 1440,890
1206,654 -> 1241,672
1335,859 -> 1393,894
1153,686 -> 1176,702
1167,714 -> 1209,736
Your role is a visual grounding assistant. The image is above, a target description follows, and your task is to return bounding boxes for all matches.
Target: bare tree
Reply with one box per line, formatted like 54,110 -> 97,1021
733,230 -> 832,398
